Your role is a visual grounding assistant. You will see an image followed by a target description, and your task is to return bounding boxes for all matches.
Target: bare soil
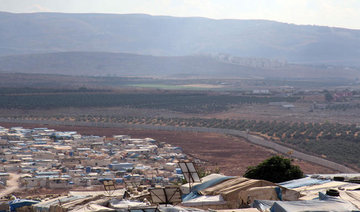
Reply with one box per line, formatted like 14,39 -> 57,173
0,173 -> 20,199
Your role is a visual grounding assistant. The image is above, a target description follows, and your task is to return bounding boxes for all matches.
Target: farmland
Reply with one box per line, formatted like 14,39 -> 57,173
0,91 -> 297,113
1,74 -> 360,172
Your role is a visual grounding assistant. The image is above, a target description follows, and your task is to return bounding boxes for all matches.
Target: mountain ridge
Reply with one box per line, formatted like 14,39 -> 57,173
0,51 -> 359,79
1,12 -> 360,66
1,11 -> 358,30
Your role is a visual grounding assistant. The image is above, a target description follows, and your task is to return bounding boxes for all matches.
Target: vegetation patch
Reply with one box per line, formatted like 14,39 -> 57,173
244,155 -> 303,183
0,93 -> 297,113
127,84 -> 188,90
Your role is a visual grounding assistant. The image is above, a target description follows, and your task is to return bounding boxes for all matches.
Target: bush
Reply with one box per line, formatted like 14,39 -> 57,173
244,155 -> 303,183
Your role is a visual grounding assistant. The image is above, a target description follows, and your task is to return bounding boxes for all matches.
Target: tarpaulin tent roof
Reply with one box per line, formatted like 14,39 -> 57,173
69,189 -> 125,197
252,200 -> 276,211
253,193 -> 360,212
182,175 -> 233,202
182,195 -> 226,207
278,177 -> 360,209
310,173 -> 360,180
181,174 -> 233,195
246,186 -> 282,204
269,198 -> 360,212
9,199 -> 39,212
279,177 -> 330,189
108,200 -> 148,209
158,205 -> 206,212
33,195 -> 89,211
340,190 -> 360,209
69,204 -> 115,212
32,195 -> 105,212
200,177 -> 275,198
199,177 -> 299,208
293,181 -> 360,200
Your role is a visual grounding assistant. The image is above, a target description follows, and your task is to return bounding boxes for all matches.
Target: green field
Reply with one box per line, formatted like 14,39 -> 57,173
128,84 -> 188,89
128,83 -> 220,90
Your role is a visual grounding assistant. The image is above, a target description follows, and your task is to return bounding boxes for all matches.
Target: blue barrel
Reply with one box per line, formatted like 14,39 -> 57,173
86,166 -> 91,173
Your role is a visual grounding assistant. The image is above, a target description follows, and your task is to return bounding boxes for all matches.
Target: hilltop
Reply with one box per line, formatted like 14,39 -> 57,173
1,12 -> 360,66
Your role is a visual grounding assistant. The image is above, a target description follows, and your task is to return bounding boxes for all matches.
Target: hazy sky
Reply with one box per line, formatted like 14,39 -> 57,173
1,0 -> 359,29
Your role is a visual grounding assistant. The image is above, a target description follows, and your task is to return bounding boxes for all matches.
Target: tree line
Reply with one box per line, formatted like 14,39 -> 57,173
0,93 -> 297,113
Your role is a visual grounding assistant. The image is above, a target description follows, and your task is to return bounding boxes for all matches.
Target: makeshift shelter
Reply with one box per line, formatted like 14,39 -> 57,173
9,199 -> 39,212
32,195 -> 106,212
158,205 -> 207,212
69,204 -> 115,212
270,199 -> 359,212
69,189 -> 125,197
182,174 -> 234,202
181,174 -> 299,209
253,198 -> 360,212
107,199 -> 151,210
279,176 -> 360,209
181,174 -> 232,195
199,177 -> 299,208
289,180 -> 360,200
182,195 -> 227,210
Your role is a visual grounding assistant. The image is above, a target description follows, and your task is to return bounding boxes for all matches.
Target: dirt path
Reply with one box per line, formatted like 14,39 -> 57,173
0,173 -> 20,198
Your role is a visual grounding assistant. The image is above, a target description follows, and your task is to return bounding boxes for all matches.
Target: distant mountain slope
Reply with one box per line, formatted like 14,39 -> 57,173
0,52 -> 359,79
0,12 -> 360,66
0,52 -> 261,78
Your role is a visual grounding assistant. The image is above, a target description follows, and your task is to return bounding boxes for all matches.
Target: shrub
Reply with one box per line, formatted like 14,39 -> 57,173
244,155 -> 303,183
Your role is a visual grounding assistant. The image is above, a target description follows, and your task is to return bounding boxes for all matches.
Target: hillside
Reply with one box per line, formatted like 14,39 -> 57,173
0,52 -> 260,78
1,12 -> 360,66
0,52 -> 359,79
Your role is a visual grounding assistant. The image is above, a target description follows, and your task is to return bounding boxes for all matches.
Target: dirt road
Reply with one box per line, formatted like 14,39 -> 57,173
0,173 -> 20,198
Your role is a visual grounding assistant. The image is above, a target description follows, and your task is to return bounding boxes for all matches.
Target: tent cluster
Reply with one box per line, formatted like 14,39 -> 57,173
2,174 -> 360,212
180,173 -> 360,211
181,174 -> 299,210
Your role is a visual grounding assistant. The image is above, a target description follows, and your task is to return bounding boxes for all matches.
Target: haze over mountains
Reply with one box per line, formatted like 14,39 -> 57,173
0,12 -> 359,79
1,52 -> 359,79
1,12 -> 360,65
